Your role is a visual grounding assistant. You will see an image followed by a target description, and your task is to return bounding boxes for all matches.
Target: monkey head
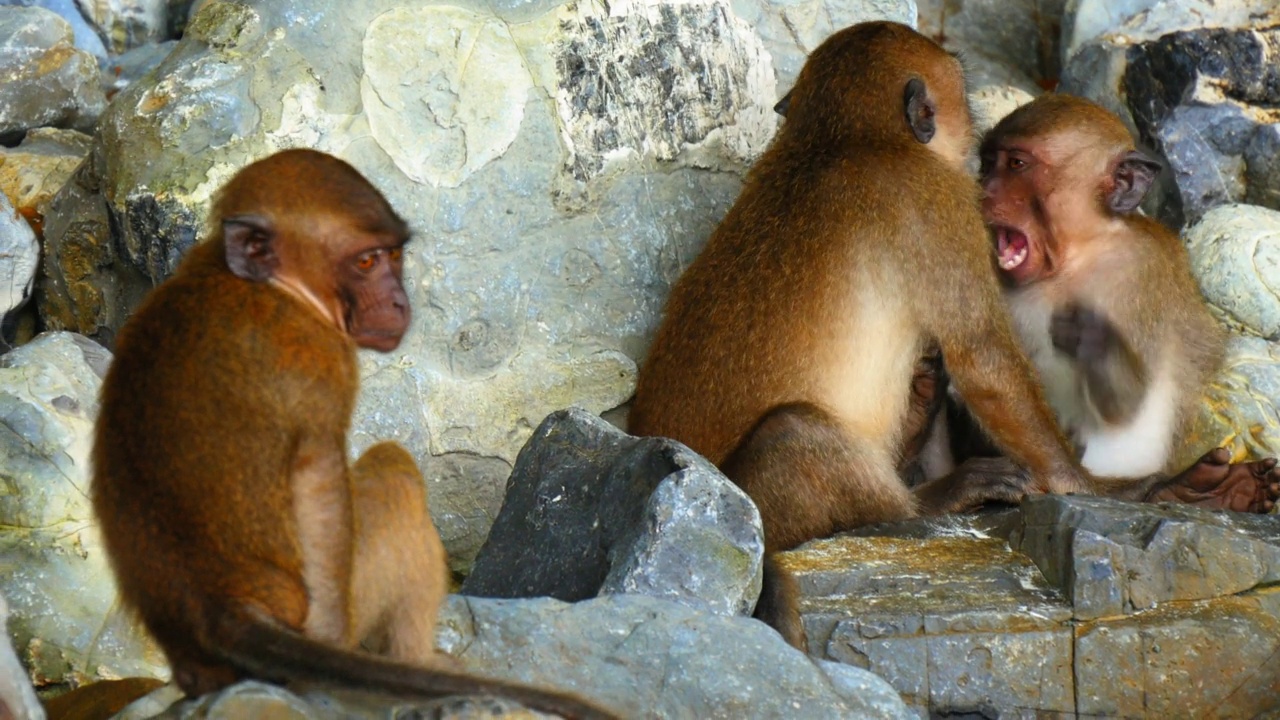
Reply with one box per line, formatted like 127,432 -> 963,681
772,22 -> 975,170
213,149 -> 413,352
979,94 -> 1162,287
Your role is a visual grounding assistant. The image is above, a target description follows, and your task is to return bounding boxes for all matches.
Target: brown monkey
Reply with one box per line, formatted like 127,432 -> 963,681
629,22 -> 1111,646
91,149 -> 616,720
974,93 -> 1279,512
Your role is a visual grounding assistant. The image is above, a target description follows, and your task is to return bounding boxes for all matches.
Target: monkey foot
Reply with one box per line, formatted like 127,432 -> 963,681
1146,447 -> 1280,514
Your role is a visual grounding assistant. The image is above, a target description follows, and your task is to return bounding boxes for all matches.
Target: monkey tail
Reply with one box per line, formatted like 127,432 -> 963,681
753,555 -> 808,652
212,605 -> 620,720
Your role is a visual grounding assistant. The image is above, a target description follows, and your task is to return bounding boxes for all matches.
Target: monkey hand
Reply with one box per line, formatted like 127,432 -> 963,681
1146,447 -> 1280,514
1050,303 -> 1115,364
914,457 -> 1036,515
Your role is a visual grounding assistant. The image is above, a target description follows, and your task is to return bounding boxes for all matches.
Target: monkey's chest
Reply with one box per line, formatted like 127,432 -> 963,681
1005,291 -> 1090,438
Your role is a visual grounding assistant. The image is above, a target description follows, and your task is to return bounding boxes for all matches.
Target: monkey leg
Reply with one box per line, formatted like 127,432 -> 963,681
1144,448 -> 1280,514
721,402 -> 916,553
350,442 -> 453,666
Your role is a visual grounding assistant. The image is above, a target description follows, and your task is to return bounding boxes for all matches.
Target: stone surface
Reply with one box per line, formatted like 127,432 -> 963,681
969,84 -> 1036,136
0,6 -> 107,143
1185,204 -> 1280,341
8,0 -> 109,60
75,0 -> 186,54
1179,334 -> 1280,474
1061,0 -> 1280,63
1122,24 -> 1280,226
792,500 -> 1280,717
102,39 -> 178,99
916,0 -> 1060,93
0,127 -> 93,238
787,529 -> 1074,715
462,408 -> 763,616
37,0 -> 916,571
1007,495 -> 1280,619
438,594 -> 912,719
0,591 -> 45,720
0,332 -> 167,686
0,193 -> 39,336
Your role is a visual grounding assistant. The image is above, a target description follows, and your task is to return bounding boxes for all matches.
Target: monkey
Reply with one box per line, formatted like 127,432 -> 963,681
90,149 -> 616,720
628,22 -> 1122,647
961,93 -> 1279,513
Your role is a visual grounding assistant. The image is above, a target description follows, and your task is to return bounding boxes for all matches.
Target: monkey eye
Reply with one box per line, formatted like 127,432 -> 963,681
1007,155 -> 1028,171
354,251 -> 379,272
388,247 -> 403,262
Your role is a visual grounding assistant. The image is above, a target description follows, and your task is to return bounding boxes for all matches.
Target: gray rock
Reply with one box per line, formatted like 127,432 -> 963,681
0,194 -> 39,332
0,592 -> 45,720
438,594 -> 912,719
101,39 -> 178,98
0,6 -> 107,142
37,0 -> 916,569
1185,204 -> 1280,341
1006,495 -> 1280,619
5,0 -> 108,59
916,0 -> 1060,93
462,408 -> 764,618
75,0 -> 179,54
969,84 -> 1036,136
791,502 -> 1280,716
790,528 -> 1073,716
0,332 -> 167,685
1063,0 -> 1280,63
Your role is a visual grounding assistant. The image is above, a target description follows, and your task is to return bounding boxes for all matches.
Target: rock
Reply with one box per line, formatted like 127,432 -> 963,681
1122,25 -> 1280,225
0,194 -> 39,342
1062,0 -> 1279,64
1185,206 -> 1280,342
0,127 -> 94,239
38,0 -> 917,568
1060,5 -> 1280,226
0,6 -> 107,143
7,0 -> 109,61
0,332 -> 167,686
438,594 -> 912,719
793,498 -> 1280,716
916,0 -> 1058,93
101,40 -> 179,99
969,84 -> 1036,136
1006,495 -> 1280,618
1179,333 -> 1280,474
0,591 -> 45,720
75,0 -> 188,54
462,408 -> 763,616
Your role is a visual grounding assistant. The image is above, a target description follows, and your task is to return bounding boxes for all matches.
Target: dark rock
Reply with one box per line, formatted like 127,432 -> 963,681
1122,24 -> 1280,225
462,408 -> 763,617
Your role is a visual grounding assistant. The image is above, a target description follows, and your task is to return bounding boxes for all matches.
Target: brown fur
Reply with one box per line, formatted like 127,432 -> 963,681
629,23 -> 1092,646
91,149 -> 617,719
976,93 -> 1279,511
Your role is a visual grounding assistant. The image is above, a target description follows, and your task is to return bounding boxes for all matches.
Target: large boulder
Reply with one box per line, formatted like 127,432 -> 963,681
0,6 -> 107,143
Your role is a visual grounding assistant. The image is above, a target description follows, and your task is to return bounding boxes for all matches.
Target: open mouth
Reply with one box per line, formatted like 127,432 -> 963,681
995,226 -> 1029,271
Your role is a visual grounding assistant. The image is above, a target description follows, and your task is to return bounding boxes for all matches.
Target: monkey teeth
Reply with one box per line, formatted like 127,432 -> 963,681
999,246 -> 1028,270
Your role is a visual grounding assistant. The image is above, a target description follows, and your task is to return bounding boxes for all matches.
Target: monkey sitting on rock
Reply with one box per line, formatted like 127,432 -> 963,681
91,149 -> 616,720
919,94 -> 1279,513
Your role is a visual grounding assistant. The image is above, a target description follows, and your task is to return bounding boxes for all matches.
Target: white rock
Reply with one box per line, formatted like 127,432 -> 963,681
1185,204 -> 1280,341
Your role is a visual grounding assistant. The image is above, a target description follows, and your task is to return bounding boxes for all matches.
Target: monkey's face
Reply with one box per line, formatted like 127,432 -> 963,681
979,138 -> 1054,287
338,238 -> 411,352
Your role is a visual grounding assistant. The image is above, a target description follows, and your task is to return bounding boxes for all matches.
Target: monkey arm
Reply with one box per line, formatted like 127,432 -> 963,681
1050,303 -> 1149,426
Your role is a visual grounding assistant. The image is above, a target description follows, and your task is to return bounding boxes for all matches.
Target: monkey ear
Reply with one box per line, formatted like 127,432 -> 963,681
223,215 -> 279,282
904,78 -> 936,144
1109,151 -> 1162,213
774,91 -> 792,117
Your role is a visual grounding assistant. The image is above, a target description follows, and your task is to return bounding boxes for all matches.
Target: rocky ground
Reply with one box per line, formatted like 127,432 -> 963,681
1,0 -> 1278,718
